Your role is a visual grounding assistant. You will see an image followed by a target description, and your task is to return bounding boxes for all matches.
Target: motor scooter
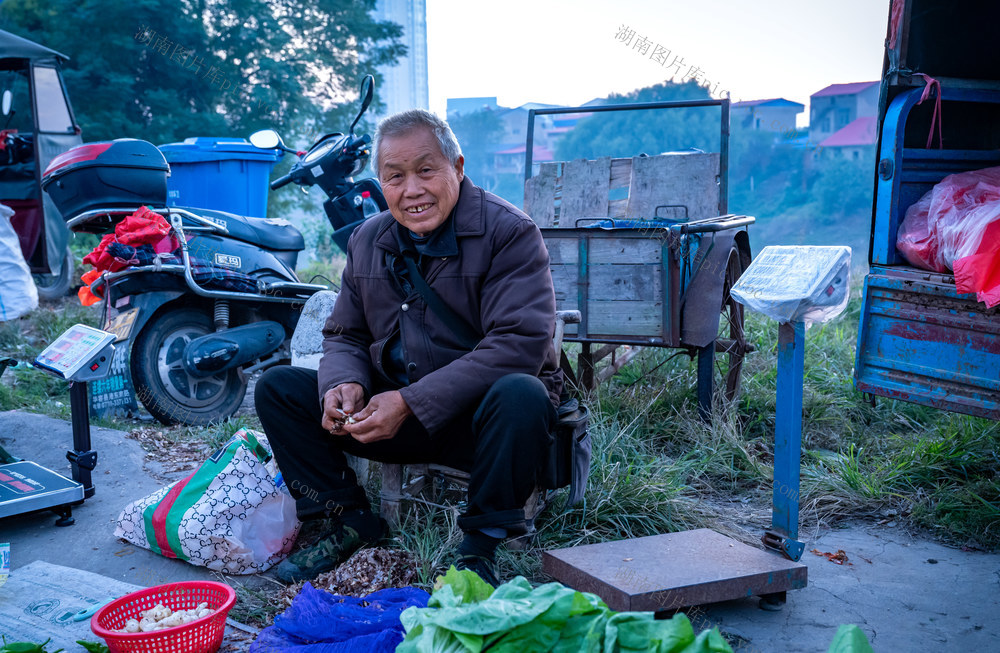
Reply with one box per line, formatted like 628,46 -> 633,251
40,75 -> 386,425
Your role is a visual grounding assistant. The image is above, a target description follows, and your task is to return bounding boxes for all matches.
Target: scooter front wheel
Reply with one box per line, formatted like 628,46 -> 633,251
131,308 -> 248,426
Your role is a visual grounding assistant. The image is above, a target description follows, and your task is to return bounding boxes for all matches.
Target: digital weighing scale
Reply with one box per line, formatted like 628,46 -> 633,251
0,324 -> 116,526
543,246 -> 852,612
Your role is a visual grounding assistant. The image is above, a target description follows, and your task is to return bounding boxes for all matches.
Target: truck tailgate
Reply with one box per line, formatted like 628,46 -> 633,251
855,265 -> 1000,419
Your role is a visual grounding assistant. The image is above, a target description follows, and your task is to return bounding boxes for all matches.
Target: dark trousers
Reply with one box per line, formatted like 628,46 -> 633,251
254,367 -> 556,535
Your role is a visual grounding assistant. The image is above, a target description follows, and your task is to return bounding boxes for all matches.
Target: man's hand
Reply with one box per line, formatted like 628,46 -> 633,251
322,383 -> 366,434
342,390 -> 413,444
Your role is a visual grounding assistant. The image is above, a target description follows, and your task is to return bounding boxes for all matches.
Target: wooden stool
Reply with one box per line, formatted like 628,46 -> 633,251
378,311 -> 581,541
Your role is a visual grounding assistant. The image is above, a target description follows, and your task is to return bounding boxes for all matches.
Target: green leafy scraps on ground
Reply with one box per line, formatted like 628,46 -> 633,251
398,568 -> 734,653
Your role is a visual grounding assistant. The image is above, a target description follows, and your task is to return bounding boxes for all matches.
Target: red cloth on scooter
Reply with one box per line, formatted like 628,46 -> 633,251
82,233 -> 128,273
81,207 -> 177,274
78,269 -> 103,306
115,206 -> 172,246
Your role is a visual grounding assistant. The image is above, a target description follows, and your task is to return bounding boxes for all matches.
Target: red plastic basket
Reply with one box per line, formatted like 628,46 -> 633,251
91,580 -> 236,653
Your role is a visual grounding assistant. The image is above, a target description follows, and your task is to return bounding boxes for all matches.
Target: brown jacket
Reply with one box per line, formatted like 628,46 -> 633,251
318,177 -> 563,434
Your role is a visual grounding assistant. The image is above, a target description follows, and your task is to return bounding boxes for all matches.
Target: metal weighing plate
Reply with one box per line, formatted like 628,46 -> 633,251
542,529 -> 807,611
0,461 -> 84,519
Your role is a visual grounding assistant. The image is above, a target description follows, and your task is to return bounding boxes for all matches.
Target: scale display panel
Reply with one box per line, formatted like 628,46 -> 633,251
33,325 -> 116,381
0,461 -> 84,519
731,245 -> 851,325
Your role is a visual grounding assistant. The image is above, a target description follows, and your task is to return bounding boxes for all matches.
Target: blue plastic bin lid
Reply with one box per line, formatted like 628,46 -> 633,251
158,137 -> 282,163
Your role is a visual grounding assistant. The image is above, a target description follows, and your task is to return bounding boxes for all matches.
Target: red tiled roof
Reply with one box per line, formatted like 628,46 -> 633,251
819,117 -> 877,147
732,98 -> 803,108
812,81 -> 878,98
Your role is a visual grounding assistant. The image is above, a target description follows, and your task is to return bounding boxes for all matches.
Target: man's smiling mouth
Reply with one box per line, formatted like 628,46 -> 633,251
406,204 -> 433,215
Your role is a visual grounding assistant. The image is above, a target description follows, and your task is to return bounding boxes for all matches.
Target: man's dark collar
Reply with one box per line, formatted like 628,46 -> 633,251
395,211 -> 458,258
375,176 -> 485,253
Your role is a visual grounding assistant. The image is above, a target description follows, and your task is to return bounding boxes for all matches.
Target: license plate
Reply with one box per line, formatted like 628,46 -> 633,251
104,308 -> 139,343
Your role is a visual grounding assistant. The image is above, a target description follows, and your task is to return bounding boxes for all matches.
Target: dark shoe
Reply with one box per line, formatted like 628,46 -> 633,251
274,515 -> 384,583
455,555 -> 500,588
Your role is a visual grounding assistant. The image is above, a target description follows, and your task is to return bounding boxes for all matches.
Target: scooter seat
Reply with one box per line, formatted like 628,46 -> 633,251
178,207 -> 304,251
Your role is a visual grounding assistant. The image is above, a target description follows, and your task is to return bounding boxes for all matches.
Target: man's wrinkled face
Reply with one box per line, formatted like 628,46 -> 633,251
377,127 -> 464,237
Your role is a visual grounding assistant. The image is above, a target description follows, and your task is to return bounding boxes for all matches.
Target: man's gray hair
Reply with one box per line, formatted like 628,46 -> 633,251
372,109 -> 462,175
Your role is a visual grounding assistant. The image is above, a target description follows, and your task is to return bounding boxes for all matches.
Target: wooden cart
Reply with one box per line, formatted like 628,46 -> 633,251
524,100 -> 754,415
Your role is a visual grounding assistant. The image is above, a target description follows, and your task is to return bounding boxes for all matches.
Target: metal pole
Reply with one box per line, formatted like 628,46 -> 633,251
524,109 -> 536,184
767,321 -> 805,560
719,98 -> 730,215
68,381 -> 97,498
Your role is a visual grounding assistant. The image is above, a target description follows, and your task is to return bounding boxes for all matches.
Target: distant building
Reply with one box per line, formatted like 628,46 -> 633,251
374,0 -> 428,116
445,98 -> 593,180
492,144 -> 555,176
495,103 -> 591,153
732,98 -> 804,133
447,97 -> 498,117
818,116 -> 877,160
808,81 -> 879,144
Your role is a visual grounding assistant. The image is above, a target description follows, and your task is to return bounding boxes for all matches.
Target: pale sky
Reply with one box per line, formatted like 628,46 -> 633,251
426,0 -> 889,127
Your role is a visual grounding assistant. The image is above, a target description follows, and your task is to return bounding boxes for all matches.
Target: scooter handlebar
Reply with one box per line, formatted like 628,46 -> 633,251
270,172 -> 294,190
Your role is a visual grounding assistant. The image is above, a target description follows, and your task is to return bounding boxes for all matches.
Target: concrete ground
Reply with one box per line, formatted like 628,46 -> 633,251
1,408 -> 998,652
698,523 -> 1000,652
1,410 -> 246,587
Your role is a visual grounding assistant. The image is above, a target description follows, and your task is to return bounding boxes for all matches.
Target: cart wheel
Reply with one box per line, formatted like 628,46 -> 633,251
696,248 -> 748,416
717,248 -> 748,402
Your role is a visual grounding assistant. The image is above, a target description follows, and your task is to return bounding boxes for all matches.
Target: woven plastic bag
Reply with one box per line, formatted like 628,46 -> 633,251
114,428 -> 299,574
0,202 -> 38,321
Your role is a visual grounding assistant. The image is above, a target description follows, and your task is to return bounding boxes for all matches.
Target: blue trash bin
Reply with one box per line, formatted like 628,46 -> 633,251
158,137 -> 282,218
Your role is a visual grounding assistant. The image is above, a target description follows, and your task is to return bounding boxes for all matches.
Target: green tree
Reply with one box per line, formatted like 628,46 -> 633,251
809,149 -> 877,221
0,0 -> 405,145
449,107 -> 504,191
728,124 -> 809,217
555,80 -> 718,161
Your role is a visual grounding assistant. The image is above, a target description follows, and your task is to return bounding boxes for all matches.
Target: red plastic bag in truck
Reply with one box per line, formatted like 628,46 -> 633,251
896,165 -> 1000,307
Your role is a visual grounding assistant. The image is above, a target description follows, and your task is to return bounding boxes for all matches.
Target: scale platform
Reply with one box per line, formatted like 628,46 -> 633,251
542,529 -> 807,611
0,461 -> 84,520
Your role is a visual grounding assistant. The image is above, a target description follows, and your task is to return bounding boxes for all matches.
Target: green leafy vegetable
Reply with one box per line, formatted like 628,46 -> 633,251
432,566 -> 495,606
826,625 -> 874,653
0,636 -> 64,653
398,569 -> 733,653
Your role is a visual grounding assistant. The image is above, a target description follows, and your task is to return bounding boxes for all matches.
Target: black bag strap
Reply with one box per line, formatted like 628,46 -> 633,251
402,252 -> 480,351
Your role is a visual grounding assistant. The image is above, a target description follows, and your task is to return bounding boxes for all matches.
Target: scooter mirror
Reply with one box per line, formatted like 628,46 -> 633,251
348,74 -> 376,135
360,75 -> 374,112
2,90 -> 11,117
250,129 -> 281,149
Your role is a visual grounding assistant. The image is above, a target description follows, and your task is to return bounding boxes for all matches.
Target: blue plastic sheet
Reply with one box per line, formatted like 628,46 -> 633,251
250,584 -> 429,653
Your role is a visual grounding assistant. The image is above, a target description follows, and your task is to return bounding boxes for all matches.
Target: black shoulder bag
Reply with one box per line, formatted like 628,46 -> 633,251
401,252 -> 479,350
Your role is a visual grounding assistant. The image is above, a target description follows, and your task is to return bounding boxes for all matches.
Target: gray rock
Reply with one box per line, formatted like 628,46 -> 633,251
288,290 -> 367,482
291,290 -> 338,370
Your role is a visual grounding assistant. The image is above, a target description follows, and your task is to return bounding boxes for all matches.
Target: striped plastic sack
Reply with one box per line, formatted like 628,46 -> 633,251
114,428 -> 300,574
